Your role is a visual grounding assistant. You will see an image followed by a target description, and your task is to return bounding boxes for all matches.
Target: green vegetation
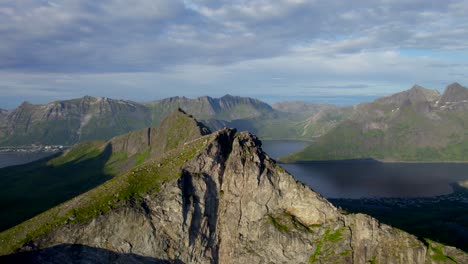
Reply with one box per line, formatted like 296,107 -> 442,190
267,211 -> 315,234
134,148 -> 150,166
308,226 -> 346,263
325,227 -> 344,243
309,240 -> 323,263
0,141 -> 114,232
282,109 -> 468,163
48,141 -> 105,166
340,249 -> 351,256
268,215 -> 289,232
427,240 -> 457,263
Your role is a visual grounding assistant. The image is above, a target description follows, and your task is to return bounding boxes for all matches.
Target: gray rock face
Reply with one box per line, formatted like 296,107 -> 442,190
3,129 -> 466,263
438,83 -> 468,111
440,82 -> 468,104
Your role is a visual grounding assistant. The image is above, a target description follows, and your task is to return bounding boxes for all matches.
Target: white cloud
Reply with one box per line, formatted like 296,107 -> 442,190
0,0 -> 468,107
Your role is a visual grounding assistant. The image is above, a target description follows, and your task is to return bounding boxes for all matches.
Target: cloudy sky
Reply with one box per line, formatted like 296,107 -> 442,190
1,0 -> 468,108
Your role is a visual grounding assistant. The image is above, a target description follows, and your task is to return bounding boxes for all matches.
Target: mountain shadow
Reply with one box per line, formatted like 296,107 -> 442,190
0,244 -> 183,264
0,144 -> 114,232
330,184 -> 468,252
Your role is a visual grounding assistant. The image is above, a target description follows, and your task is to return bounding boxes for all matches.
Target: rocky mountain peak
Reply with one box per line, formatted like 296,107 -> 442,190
81,95 -> 99,102
440,82 -> 468,104
18,101 -> 33,108
375,84 -> 440,107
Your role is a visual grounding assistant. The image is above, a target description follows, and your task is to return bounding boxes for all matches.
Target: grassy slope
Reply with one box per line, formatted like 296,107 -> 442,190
221,107 -> 348,141
0,134 -> 209,255
0,141 -> 117,232
282,106 -> 468,162
0,110 -> 207,233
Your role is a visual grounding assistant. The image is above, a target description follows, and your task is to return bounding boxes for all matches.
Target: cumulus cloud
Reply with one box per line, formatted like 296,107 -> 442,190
1,0 -> 467,72
0,0 -> 467,107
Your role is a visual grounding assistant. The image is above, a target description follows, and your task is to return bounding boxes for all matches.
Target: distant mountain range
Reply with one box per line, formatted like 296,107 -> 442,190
282,82 -> 468,162
0,94 -> 333,146
2,82 -> 468,162
0,96 -> 151,146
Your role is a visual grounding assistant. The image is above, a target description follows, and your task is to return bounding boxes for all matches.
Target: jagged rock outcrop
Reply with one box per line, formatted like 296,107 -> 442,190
1,128 -> 465,263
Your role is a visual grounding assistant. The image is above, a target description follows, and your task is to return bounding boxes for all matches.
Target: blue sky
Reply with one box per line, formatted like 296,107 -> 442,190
1,0 -> 468,108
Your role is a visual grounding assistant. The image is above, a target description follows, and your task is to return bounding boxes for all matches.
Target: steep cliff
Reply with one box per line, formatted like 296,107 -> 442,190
1,127 -> 466,263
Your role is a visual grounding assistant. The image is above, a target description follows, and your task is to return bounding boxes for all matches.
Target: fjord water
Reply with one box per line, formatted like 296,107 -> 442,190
261,140 -> 468,198
0,152 -> 56,168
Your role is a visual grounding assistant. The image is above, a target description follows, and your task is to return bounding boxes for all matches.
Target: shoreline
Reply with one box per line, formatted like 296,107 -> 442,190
327,182 -> 467,201
279,158 -> 468,164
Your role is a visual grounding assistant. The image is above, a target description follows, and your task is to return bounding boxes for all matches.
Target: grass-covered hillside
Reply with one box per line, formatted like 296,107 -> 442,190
282,83 -> 468,162
0,109 -> 209,232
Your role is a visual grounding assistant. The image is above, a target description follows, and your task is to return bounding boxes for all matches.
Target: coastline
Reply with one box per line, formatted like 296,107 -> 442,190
279,158 -> 468,164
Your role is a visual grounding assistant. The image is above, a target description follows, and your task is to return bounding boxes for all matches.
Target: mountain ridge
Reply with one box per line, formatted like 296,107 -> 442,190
374,84 -> 440,107
1,96 -> 152,146
0,94 -> 278,146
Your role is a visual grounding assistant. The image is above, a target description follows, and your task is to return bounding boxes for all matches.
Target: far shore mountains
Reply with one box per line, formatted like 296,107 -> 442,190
1,82 -> 468,162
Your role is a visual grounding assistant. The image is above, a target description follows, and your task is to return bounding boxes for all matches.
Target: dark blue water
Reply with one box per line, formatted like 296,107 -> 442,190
261,140 -> 468,198
0,152 -> 56,168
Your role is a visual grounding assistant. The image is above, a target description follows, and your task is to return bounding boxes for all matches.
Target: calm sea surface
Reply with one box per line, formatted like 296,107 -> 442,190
0,152 -> 57,168
261,140 -> 468,198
